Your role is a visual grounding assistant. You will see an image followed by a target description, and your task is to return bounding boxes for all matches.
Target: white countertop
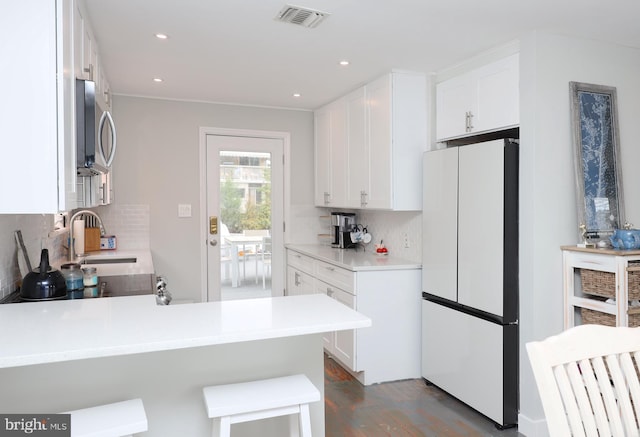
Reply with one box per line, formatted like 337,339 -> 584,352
286,244 -> 422,271
0,294 -> 371,369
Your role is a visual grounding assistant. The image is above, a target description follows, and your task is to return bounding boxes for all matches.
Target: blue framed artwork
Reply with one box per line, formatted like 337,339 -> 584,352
570,82 -> 625,241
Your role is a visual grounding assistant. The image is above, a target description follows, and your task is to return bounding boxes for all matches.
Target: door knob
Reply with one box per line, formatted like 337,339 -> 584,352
209,240 -> 218,246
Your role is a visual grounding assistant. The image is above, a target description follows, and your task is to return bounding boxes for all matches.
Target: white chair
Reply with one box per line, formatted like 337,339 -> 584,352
526,324 -> 640,437
261,235 -> 272,289
202,374 -> 320,437
242,229 -> 270,284
220,223 -> 232,281
64,398 -> 147,437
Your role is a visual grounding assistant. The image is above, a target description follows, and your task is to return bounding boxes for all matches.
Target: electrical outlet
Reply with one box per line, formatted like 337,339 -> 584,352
403,233 -> 410,248
178,204 -> 192,218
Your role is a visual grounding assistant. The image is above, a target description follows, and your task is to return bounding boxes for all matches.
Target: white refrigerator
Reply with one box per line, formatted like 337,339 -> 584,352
421,138 -> 518,428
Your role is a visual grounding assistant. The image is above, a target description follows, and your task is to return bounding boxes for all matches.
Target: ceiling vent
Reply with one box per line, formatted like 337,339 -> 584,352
275,5 -> 330,28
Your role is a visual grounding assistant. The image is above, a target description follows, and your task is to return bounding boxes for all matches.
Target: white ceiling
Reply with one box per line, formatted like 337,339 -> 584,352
83,0 -> 640,111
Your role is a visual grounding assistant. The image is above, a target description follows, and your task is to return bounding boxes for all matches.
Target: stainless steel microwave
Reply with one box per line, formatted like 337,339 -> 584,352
75,79 -> 117,176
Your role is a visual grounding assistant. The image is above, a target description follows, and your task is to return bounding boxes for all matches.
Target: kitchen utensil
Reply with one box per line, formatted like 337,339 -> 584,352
14,230 -> 32,278
20,249 -> 67,301
85,228 -> 101,252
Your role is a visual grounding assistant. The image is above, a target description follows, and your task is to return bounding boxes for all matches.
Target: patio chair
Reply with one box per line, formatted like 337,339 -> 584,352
526,324 -> 640,437
261,236 -> 272,289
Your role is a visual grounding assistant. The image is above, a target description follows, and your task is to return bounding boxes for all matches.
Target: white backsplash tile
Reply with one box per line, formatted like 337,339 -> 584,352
314,208 -> 422,262
98,204 -> 150,250
0,214 -> 56,298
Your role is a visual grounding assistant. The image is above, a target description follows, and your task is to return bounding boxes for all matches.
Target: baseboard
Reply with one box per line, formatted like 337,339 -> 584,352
517,413 -> 549,437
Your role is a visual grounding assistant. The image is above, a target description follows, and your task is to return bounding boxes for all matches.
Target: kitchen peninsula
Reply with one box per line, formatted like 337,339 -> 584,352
0,294 -> 370,436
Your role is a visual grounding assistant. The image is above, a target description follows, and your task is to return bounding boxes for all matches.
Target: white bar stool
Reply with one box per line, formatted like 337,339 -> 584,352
64,398 -> 148,437
202,374 -> 320,437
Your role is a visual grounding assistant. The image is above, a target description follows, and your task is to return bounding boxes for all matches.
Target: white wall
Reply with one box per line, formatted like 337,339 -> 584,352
518,31 -> 640,436
110,96 -> 314,302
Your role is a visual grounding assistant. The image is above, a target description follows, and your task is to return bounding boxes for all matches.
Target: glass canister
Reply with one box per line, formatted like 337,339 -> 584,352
82,267 -> 99,298
61,263 -> 84,299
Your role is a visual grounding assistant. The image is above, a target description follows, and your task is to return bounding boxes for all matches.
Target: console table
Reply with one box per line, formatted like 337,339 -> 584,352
562,246 -> 640,329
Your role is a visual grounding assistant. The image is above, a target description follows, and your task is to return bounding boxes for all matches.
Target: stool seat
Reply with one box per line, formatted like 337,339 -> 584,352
203,374 -> 320,437
64,398 -> 147,437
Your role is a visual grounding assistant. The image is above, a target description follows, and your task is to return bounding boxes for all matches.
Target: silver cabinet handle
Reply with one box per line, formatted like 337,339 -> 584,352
360,190 -> 368,207
323,191 -> 330,205
83,64 -> 94,80
468,111 -> 474,131
326,288 -> 334,297
294,272 -> 301,286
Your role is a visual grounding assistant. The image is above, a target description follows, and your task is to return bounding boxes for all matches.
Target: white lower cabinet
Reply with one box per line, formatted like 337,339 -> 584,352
286,248 -> 421,385
315,279 -> 356,370
286,267 -> 315,296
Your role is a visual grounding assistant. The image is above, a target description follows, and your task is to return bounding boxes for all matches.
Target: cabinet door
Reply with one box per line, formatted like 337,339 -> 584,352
457,140 -> 505,316
0,0 -> 76,213
474,54 -> 519,134
314,100 -> 347,207
366,74 -> 392,209
73,2 -> 85,79
316,279 -> 356,370
422,148 -> 458,301
286,266 -> 315,296
346,87 -> 367,208
332,287 -> 356,369
330,99 -> 348,207
314,107 -> 332,206
436,74 -> 473,141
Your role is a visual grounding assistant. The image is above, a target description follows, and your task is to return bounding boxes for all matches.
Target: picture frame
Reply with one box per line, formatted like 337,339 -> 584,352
569,81 -> 625,241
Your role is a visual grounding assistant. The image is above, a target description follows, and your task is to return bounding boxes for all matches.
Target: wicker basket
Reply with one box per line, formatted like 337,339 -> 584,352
581,307 -> 640,327
580,262 -> 640,300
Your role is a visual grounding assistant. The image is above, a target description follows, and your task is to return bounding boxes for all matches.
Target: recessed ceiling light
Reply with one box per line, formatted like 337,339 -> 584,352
155,33 -> 169,40
153,78 -> 163,83
293,93 -> 301,98
339,60 -> 350,66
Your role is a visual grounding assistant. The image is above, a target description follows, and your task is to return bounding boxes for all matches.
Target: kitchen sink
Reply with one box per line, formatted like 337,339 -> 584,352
83,257 -> 137,264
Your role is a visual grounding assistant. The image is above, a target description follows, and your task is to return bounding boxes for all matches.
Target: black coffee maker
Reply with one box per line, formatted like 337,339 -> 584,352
331,212 -> 357,248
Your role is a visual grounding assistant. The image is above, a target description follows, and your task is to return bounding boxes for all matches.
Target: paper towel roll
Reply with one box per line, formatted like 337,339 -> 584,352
73,219 -> 85,257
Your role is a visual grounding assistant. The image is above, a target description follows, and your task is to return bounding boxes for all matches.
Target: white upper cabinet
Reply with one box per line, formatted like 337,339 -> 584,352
345,87 -> 367,208
315,71 -> 427,211
74,0 -> 111,111
0,0 -> 77,213
0,0 -> 112,213
436,53 -> 519,141
314,97 -> 348,207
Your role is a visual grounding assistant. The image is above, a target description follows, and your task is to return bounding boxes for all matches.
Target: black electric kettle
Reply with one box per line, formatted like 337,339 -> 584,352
20,249 -> 67,301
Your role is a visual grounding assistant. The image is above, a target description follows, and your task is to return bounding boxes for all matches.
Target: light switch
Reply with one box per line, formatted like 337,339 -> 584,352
178,204 -> 192,218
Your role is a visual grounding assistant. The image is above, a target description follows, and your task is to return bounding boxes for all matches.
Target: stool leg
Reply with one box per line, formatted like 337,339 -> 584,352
299,403 -> 313,437
289,412 -> 300,437
212,416 -> 231,437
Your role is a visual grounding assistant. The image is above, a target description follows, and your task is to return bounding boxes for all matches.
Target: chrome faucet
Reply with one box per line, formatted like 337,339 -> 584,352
69,210 -> 106,261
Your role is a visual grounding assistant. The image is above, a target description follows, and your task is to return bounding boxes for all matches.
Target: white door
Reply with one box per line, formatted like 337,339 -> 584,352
205,134 -> 284,301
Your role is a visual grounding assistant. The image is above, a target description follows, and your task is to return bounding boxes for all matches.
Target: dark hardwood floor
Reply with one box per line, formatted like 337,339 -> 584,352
324,355 -> 523,437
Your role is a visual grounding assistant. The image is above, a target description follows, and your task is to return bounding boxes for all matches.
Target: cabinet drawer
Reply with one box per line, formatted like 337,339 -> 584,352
315,261 -> 354,293
287,250 -> 315,274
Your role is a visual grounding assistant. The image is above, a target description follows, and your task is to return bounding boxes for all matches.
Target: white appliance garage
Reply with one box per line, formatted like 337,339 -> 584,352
421,138 -> 519,428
